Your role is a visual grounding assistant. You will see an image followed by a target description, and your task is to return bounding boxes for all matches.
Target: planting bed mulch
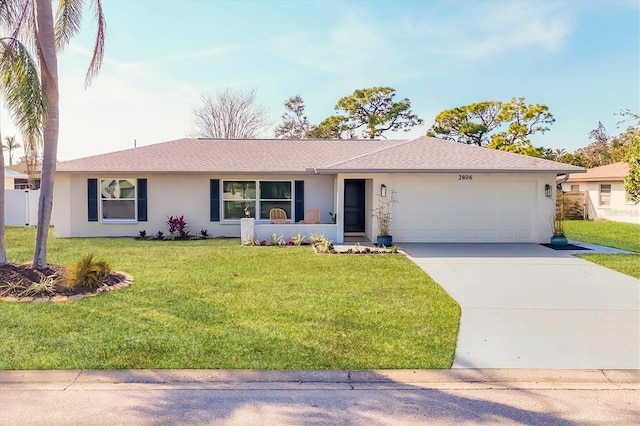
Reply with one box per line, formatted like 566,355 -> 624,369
0,263 -> 131,302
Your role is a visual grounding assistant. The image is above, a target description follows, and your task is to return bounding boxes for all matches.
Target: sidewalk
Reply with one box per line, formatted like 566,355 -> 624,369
1,369 -> 638,424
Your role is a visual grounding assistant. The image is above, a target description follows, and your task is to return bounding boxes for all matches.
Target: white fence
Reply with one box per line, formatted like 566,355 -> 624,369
5,189 -> 39,226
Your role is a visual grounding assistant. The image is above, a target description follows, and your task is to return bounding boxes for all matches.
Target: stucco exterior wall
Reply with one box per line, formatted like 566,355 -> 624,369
53,173 -> 335,238
564,181 -> 639,224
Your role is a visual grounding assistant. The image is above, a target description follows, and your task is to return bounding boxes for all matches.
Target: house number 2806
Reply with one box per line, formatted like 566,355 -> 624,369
458,174 -> 473,180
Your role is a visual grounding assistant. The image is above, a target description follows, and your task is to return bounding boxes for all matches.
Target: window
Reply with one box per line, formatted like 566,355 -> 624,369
259,181 -> 291,219
101,178 -> 136,221
570,185 -> 579,192
599,184 -> 611,207
223,181 -> 256,219
221,180 -> 292,220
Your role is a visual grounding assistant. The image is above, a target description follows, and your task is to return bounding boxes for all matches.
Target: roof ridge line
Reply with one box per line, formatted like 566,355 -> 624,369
323,138 -> 414,168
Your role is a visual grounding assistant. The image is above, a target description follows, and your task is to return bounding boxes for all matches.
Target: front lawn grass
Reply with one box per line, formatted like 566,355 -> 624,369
563,220 -> 640,252
563,220 -> 640,278
0,228 -> 460,370
575,254 -> 640,279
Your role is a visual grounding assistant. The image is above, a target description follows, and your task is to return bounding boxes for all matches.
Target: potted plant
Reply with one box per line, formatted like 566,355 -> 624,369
550,188 -> 568,246
374,193 -> 396,247
550,218 -> 568,246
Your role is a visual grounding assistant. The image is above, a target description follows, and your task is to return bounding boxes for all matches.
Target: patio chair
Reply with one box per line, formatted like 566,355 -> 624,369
269,208 -> 291,224
299,208 -> 320,224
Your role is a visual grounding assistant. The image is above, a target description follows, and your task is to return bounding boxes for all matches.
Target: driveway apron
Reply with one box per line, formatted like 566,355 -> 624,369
401,243 -> 640,369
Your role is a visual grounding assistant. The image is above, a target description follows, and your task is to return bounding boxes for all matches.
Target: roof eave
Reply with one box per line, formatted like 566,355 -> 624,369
314,168 -> 587,174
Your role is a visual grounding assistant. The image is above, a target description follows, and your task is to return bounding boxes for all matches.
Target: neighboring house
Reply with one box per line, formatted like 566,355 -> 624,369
4,168 -> 28,190
6,162 -> 41,189
53,137 -> 584,243
563,162 -> 639,224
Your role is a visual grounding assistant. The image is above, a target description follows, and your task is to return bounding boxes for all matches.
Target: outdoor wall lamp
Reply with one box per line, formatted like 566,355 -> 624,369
545,184 -> 552,198
381,184 -> 387,197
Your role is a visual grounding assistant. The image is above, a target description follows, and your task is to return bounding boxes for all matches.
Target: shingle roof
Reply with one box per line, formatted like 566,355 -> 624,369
566,162 -> 628,182
56,137 -> 585,174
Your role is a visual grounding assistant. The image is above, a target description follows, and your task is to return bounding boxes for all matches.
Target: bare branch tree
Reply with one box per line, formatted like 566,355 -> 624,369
192,88 -> 270,139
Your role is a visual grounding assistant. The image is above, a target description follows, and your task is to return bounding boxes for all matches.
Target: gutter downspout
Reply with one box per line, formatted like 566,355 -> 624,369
556,173 -> 571,186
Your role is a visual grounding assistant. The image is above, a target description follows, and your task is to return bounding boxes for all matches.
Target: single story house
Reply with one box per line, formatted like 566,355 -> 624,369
4,168 -> 28,190
53,136 -> 584,243
563,162 -> 638,224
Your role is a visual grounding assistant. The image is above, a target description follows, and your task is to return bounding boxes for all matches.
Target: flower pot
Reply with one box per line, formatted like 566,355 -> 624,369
377,235 -> 393,247
550,235 -> 568,246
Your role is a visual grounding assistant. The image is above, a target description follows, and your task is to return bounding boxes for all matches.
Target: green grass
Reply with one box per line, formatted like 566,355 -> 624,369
575,254 -> 640,279
563,220 -> 640,279
564,220 -> 640,252
0,228 -> 460,370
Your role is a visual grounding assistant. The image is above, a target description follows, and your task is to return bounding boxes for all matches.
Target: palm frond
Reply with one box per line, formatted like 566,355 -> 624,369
54,0 -> 84,51
54,0 -> 105,88
0,37 -> 45,145
84,0 -> 105,88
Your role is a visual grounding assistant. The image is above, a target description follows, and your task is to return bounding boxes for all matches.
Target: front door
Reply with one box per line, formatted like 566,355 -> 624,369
344,179 -> 365,233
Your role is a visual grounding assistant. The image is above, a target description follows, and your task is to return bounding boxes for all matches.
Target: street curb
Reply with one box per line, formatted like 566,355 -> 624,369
1,369 -> 638,391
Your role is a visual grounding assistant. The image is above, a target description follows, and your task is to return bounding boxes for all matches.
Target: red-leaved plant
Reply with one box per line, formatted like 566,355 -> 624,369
167,215 -> 189,238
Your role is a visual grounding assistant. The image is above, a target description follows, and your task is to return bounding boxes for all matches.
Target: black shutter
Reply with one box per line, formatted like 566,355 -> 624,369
295,180 -> 304,222
87,178 -> 98,222
210,179 -> 220,221
137,178 -> 147,221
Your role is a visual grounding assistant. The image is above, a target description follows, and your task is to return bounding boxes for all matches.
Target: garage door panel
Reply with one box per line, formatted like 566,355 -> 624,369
393,180 -> 535,243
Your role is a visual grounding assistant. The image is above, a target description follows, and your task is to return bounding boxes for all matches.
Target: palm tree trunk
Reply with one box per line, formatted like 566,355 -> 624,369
0,126 -> 7,265
33,0 -> 59,269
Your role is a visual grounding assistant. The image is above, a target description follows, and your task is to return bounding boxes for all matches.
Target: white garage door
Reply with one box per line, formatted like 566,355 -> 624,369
393,180 -> 536,242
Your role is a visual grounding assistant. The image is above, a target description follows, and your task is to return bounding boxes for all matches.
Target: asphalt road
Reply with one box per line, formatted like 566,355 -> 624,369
1,369 -> 638,425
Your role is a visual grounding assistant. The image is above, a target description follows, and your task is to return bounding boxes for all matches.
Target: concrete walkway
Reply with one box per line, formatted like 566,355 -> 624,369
1,369 -> 638,424
401,243 -> 640,369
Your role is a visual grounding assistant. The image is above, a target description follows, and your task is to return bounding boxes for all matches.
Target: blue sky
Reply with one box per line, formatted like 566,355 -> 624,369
2,0 -> 639,160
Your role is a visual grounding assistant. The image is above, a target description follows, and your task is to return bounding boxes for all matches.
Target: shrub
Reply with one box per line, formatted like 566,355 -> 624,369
19,276 -> 56,297
309,233 -> 326,244
291,233 -> 306,246
167,215 -> 190,239
242,235 -> 260,246
155,231 -> 164,240
200,229 -> 209,238
268,233 -> 284,246
138,230 -> 147,239
64,253 -> 111,290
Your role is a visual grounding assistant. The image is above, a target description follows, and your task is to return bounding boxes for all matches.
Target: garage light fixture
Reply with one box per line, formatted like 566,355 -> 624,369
545,184 -> 552,198
380,184 -> 387,197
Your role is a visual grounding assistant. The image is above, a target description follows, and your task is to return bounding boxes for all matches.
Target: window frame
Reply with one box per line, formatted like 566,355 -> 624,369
221,179 -> 294,221
100,178 -> 138,223
222,180 -> 257,221
598,184 -> 611,208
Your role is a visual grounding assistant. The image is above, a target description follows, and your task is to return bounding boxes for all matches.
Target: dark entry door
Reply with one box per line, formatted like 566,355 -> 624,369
344,179 -> 365,233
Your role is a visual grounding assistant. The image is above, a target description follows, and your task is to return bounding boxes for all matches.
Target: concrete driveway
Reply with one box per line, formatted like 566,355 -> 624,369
401,243 -> 640,369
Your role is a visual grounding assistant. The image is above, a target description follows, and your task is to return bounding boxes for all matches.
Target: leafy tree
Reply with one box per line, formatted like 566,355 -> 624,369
2,135 -> 21,166
428,98 -> 555,157
427,101 -> 502,146
1,0 -> 106,269
623,128 -> 640,203
192,88 -> 270,139
487,98 -> 555,155
609,127 -> 635,162
274,95 -> 311,139
307,115 -> 354,139
312,87 -> 422,139
575,122 -> 612,167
